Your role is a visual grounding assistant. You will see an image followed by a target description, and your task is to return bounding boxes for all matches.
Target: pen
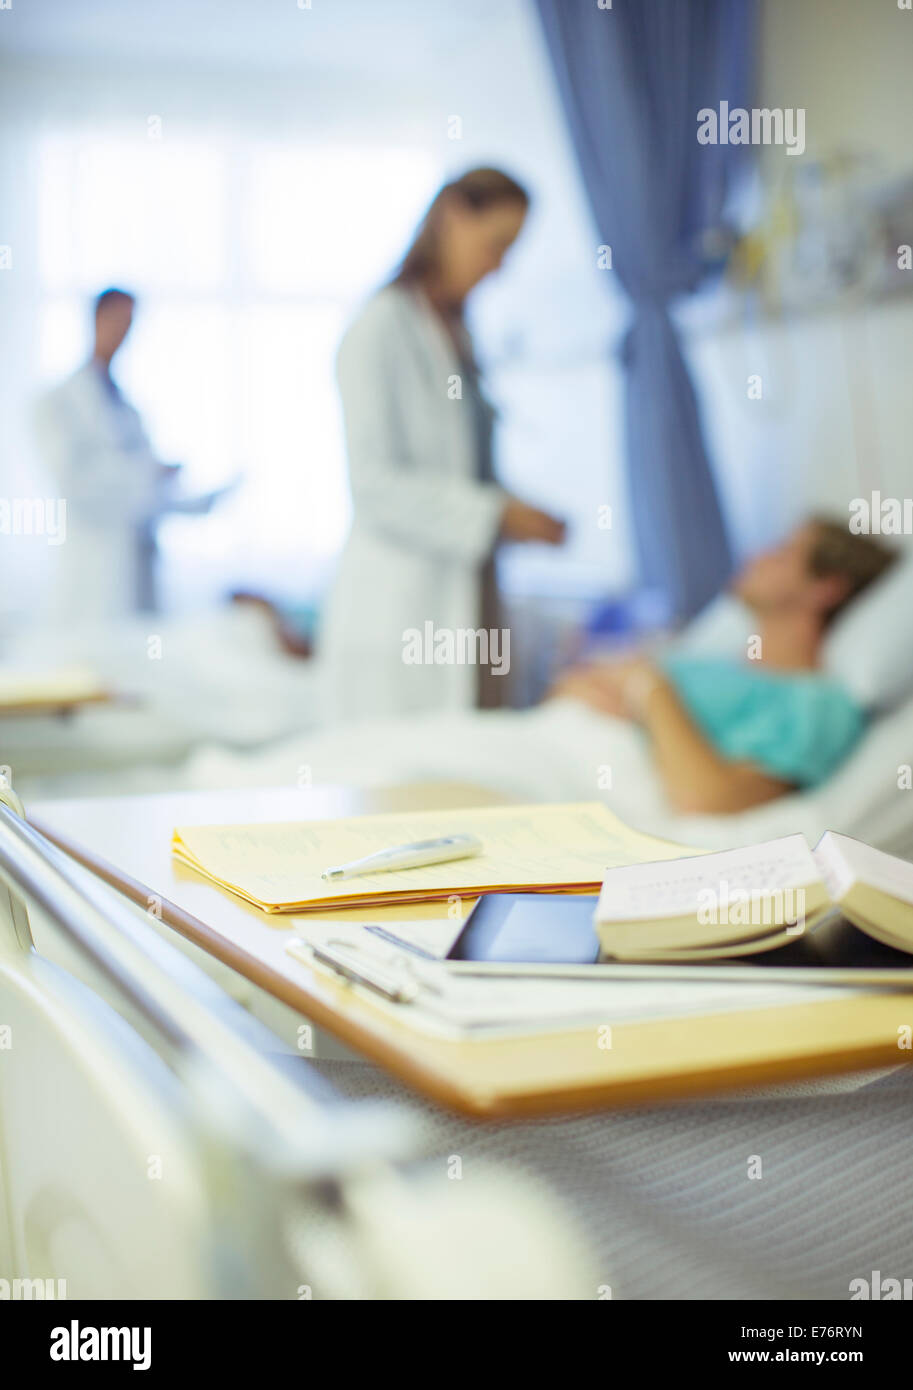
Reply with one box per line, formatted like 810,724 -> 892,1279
364,924 -> 441,960
308,941 -> 422,1003
321,833 -> 482,881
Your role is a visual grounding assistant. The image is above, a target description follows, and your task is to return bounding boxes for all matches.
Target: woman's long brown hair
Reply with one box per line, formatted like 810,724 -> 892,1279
392,166 -> 530,291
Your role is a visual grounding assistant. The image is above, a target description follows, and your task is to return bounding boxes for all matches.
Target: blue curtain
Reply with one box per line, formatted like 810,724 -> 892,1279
534,0 -> 756,619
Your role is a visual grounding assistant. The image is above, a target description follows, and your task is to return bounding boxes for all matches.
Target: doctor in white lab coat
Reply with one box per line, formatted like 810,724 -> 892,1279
321,168 -> 565,720
33,288 -> 224,624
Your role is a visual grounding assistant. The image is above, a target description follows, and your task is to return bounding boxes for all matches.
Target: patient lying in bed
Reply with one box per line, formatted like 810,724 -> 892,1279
546,519 -> 894,814
21,517 -> 898,853
178,518 -> 895,829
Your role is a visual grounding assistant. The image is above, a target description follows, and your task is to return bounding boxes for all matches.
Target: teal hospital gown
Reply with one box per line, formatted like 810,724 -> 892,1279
660,656 -> 865,789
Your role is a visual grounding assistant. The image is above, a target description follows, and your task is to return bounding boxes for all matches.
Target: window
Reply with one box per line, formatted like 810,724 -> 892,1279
34,128 -> 435,606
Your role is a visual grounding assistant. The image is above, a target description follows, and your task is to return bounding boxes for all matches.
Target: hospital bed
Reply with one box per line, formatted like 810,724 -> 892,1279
0,785 -> 593,1299
10,549 -> 913,865
7,783 -> 913,1303
4,552 -> 911,1300
1,604 -> 323,791
264,548 -> 913,858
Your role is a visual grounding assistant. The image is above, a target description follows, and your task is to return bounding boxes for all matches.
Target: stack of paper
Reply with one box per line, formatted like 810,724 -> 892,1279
284,931 -> 859,1040
172,802 -> 688,913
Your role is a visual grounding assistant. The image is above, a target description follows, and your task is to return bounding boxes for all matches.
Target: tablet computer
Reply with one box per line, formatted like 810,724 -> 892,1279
446,893 -> 601,965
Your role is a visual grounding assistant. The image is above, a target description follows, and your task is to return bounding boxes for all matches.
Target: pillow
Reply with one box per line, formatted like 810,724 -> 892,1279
823,551 -> 913,710
673,593 -> 753,658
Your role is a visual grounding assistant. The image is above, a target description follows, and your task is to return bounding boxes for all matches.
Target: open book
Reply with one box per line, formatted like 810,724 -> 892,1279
594,832 -> 913,962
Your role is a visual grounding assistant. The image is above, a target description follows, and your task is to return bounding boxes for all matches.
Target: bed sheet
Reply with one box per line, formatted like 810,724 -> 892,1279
16,687 -> 913,863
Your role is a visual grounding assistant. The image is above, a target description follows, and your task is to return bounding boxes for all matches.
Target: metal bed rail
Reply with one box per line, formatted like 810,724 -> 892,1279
0,787 -> 594,1299
0,786 -> 425,1298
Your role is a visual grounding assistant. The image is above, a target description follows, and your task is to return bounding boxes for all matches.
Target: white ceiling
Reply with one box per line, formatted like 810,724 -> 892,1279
0,0 -> 524,77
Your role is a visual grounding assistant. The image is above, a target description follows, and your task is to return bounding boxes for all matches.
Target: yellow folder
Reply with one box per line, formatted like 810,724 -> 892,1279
0,663 -> 109,710
172,801 -> 687,913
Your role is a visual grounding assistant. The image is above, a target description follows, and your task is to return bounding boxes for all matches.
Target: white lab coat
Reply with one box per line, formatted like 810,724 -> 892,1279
33,362 -> 164,625
320,285 -> 505,720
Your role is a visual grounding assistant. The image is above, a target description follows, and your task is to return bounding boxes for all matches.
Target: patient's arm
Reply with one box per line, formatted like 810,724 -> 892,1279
547,658 -> 790,814
631,665 -> 791,815
546,663 -> 630,716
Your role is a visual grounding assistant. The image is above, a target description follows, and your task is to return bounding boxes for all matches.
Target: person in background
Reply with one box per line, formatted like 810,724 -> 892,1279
229,590 -> 315,658
549,520 -> 896,813
320,167 -> 566,721
33,287 -> 228,623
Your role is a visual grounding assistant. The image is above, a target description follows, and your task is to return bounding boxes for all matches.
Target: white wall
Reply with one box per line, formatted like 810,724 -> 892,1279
762,0 -> 913,176
685,0 -> 913,558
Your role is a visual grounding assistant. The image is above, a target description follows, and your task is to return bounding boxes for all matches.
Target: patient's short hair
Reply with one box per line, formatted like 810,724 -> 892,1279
808,518 -> 896,623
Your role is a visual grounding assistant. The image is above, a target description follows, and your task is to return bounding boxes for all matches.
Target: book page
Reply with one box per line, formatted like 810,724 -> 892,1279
815,832 -> 913,908
173,802 -> 691,911
596,834 -> 820,923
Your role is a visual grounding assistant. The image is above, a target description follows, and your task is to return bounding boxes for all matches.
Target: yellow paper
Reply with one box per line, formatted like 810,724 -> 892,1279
172,801 -> 689,913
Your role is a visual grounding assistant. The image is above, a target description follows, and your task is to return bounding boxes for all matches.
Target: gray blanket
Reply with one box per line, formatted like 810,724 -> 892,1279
307,1059 -> 913,1300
